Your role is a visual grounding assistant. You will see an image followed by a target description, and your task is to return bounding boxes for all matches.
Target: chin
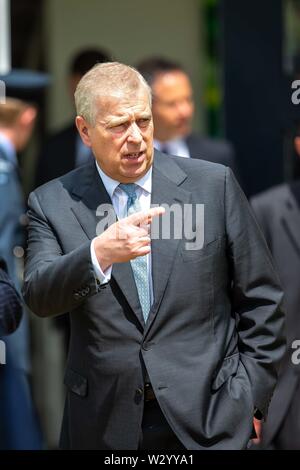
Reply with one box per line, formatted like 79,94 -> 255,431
175,125 -> 191,138
124,166 -> 149,181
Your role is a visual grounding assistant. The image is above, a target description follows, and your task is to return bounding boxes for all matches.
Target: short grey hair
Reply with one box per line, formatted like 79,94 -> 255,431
74,62 -> 152,125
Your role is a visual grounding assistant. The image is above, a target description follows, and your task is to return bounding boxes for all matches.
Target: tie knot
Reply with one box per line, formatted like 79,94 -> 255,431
160,143 -> 169,154
119,183 -> 139,212
119,183 -> 137,199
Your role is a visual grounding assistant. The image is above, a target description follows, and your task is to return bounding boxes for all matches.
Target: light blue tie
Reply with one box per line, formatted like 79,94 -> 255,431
119,183 -> 150,322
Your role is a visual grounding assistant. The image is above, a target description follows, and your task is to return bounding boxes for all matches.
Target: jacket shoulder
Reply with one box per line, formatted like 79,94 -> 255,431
251,183 -> 290,208
186,133 -> 234,160
170,152 -> 228,178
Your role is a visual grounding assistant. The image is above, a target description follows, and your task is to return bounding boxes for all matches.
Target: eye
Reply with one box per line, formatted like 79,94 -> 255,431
110,123 -> 128,133
137,118 -> 150,128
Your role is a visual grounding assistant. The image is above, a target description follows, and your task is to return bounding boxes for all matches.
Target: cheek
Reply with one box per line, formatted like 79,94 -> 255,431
153,107 -> 168,123
109,135 -> 125,150
144,126 -> 154,140
168,112 -> 179,124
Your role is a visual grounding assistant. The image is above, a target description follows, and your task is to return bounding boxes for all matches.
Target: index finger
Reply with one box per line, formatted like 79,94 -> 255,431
127,206 -> 165,226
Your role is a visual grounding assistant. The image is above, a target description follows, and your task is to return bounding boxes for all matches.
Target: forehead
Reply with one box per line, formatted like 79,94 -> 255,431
153,71 -> 192,95
96,89 -> 151,121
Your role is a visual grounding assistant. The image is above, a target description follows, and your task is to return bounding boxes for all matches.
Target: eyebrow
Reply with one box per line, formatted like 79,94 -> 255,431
103,112 -> 152,128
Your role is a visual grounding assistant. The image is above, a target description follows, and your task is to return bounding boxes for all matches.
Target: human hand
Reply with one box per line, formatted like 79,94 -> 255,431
94,206 -> 165,271
252,417 -> 262,444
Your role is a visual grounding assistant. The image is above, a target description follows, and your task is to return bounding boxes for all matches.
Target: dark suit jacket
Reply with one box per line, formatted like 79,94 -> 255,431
0,259 -> 22,336
251,183 -> 300,448
185,133 -> 239,174
24,151 -> 285,450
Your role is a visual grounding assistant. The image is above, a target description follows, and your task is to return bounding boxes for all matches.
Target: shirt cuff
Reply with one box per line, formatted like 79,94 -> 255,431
90,238 -> 112,284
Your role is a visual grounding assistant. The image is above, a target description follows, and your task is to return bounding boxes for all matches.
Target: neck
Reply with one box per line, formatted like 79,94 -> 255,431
0,128 -> 17,149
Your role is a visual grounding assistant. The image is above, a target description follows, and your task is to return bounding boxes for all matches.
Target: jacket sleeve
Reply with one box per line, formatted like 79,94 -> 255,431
23,191 -> 103,317
224,167 -> 286,418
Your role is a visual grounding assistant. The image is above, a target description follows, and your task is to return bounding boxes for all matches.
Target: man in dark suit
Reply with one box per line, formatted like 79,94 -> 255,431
0,259 -> 22,336
24,62 -> 285,450
136,57 -> 238,173
35,47 -> 112,187
250,122 -> 300,449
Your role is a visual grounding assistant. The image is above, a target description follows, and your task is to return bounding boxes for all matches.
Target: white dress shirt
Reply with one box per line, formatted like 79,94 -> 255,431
90,162 -> 153,302
154,137 -> 190,158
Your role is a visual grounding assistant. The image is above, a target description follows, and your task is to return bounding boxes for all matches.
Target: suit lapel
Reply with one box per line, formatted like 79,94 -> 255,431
281,186 -> 300,259
70,163 -> 145,328
70,164 -> 110,239
145,151 -> 191,334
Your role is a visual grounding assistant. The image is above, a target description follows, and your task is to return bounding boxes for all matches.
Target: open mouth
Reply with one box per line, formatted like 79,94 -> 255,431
123,151 -> 144,160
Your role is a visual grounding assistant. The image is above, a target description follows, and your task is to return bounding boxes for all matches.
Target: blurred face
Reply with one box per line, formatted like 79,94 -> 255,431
76,88 -> 153,182
152,70 -> 194,142
15,106 -> 37,151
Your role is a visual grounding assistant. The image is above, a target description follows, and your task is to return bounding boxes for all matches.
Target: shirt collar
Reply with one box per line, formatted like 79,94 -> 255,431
95,160 -> 152,198
154,136 -> 184,150
0,132 -> 17,166
154,137 -> 190,158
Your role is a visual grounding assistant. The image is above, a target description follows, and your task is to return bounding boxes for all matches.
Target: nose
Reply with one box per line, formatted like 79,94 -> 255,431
127,122 -> 143,143
177,100 -> 193,120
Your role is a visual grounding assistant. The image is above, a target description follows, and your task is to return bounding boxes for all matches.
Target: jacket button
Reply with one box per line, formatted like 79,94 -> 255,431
134,387 -> 144,404
19,214 -> 28,226
13,246 -> 24,258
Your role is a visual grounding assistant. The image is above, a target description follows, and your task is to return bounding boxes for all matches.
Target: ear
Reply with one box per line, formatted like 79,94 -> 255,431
19,106 -> 37,127
294,136 -> 300,158
76,116 -> 92,147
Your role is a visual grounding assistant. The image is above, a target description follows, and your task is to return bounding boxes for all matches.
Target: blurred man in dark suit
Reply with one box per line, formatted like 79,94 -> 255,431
35,47 -> 112,187
0,258 -> 22,336
251,121 -> 300,449
137,57 -> 238,175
